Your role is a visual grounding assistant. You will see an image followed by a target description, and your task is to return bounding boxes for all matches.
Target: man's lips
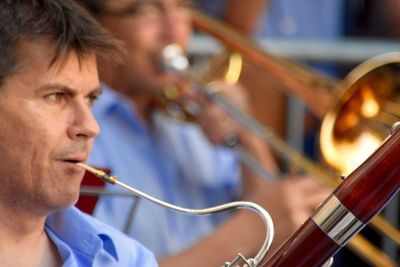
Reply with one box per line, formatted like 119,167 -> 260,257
56,157 -> 88,175
62,159 -> 85,164
57,155 -> 88,165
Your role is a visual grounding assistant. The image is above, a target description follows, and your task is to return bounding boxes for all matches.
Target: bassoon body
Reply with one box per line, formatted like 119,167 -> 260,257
263,123 -> 400,266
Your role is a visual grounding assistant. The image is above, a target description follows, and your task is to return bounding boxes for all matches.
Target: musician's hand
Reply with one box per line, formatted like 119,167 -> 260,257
248,175 -> 330,249
183,80 -> 251,144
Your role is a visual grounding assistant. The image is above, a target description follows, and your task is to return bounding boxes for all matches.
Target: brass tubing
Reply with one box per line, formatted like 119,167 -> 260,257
348,234 -> 397,267
383,100 -> 400,117
178,38 -> 400,248
191,10 -> 337,118
190,10 -> 400,265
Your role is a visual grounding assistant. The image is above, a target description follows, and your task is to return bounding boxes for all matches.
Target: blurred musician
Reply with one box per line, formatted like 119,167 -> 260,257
198,1 -> 400,265
0,1 -> 157,266
76,0 -> 328,266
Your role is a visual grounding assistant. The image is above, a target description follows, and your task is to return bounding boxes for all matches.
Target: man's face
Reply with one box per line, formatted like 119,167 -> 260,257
101,0 -> 193,96
0,39 -> 100,213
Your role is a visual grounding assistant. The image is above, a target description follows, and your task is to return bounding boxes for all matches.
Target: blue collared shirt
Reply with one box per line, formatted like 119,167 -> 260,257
45,207 -> 158,267
88,86 -> 241,258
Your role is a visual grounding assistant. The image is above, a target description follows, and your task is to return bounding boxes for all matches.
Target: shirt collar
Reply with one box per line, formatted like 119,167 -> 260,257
45,207 -> 118,261
94,84 -> 146,132
94,84 -> 134,117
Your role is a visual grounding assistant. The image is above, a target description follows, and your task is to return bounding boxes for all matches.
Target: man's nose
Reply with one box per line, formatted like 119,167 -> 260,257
68,103 -> 100,140
160,6 -> 190,44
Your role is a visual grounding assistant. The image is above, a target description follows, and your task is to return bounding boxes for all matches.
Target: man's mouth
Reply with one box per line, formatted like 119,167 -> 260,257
61,155 -> 87,165
64,159 -> 83,164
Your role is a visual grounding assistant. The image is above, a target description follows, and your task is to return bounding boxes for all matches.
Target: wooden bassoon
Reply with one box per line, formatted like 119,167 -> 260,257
262,122 -> 400,266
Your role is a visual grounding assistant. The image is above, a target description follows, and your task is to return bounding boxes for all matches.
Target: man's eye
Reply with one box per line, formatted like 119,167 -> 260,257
87,94 -> 100,107
46,92 -> 66,103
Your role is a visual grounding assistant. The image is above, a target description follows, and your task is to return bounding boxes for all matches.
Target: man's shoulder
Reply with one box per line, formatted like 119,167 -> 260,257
53,207 -> 159,266
75,207 -> 156,249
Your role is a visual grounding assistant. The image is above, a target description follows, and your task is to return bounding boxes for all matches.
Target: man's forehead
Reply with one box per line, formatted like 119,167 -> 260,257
16,38 -> 55,70
8,38 -> 99,90
16,38 -> 95,74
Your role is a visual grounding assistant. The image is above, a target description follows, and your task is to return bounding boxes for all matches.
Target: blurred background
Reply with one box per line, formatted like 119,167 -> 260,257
190,0 -> 400,266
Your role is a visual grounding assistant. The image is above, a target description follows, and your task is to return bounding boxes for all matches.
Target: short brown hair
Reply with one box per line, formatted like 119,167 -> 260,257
0,0 -> 123,86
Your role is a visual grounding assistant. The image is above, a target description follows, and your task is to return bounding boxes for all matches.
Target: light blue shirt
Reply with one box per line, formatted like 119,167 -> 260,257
45,207 -> 158,267
88,86 -> 241,258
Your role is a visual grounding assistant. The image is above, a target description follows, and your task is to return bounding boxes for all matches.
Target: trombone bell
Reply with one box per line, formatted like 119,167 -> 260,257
320,53 -> 400,174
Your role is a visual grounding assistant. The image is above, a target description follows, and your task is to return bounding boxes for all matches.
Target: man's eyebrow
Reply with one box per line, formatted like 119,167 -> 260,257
37,83 -> 76,95
37,83 -> 102,96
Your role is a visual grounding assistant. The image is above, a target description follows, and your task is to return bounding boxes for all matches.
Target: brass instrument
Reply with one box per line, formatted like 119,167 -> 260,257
191,10 -> 400,176
77,163 -> 275,267
161,44 -> 278,181
161,42 -> 400,266
320,53 -> 400,174
157,10 -> 400,266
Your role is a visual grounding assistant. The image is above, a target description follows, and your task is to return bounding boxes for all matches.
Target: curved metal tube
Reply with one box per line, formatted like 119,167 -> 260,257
77,163 -> 274,267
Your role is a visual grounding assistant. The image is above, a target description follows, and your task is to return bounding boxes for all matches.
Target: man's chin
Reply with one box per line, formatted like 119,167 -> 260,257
45,189 -> 80,211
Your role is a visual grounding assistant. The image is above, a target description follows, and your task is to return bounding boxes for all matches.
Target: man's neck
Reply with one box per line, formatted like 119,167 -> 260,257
0,205 -> 62,267
130,94 -> 157,127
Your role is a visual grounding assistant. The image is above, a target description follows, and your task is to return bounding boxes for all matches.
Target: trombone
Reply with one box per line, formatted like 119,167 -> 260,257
157,10 -> 400,266
161,42 -> 400,267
